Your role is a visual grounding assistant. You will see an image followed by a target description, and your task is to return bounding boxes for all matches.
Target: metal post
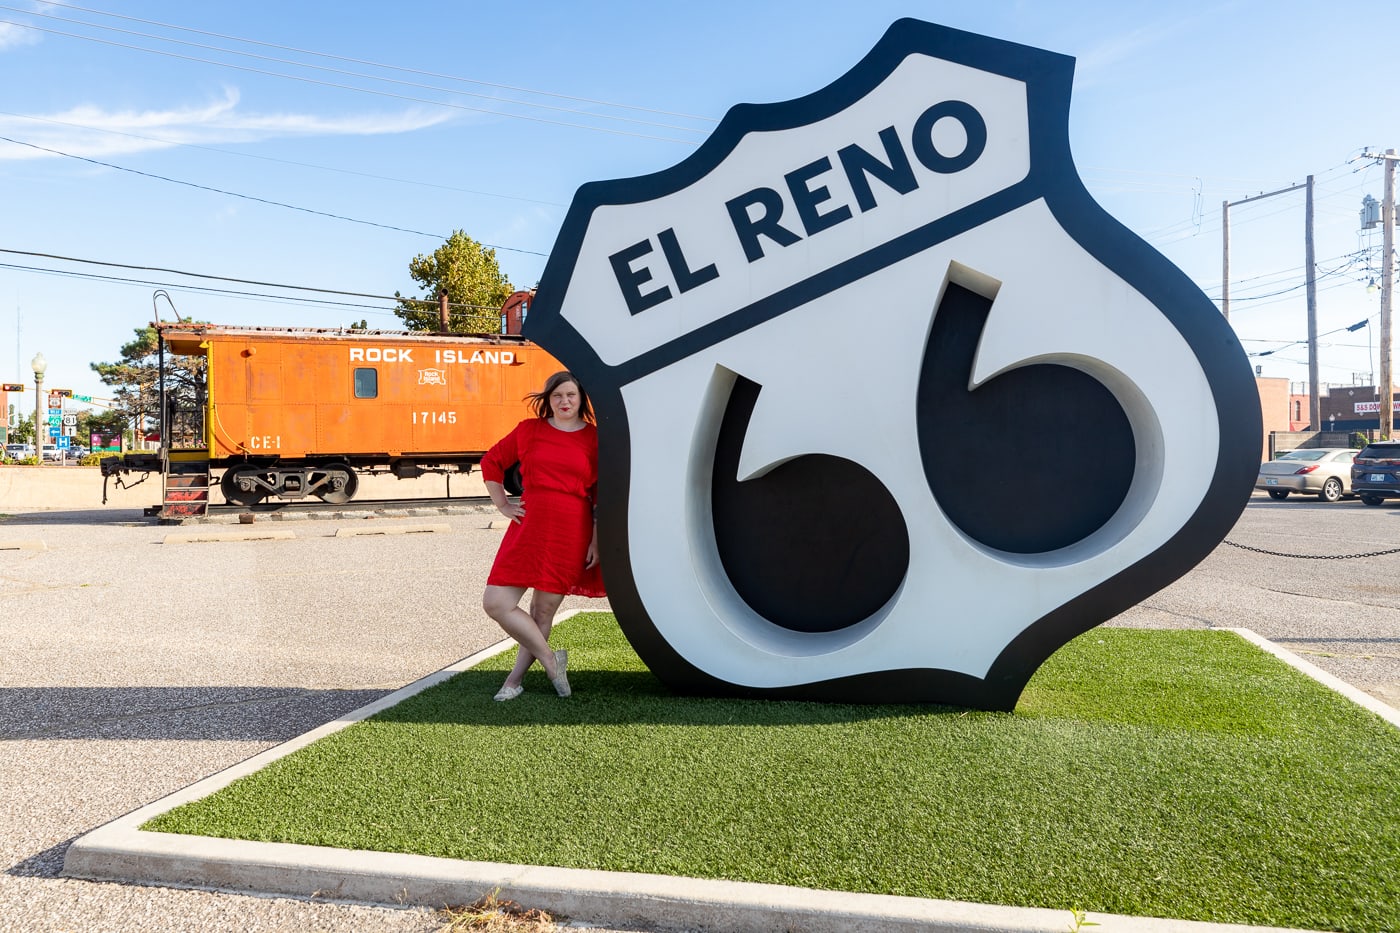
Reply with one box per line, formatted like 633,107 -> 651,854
1305,176 -> 1320,430
1221,199 -> 1230,320
1382,151 -> 1395,440
32,370 -> 43,467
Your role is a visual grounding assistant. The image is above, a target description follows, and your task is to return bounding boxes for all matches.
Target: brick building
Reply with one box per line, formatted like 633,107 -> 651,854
1318,384 -> 1398,435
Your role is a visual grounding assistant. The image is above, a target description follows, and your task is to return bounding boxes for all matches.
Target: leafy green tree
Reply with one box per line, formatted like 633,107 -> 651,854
10,411 -> 34,445
393,230 -> 512,333
92,325 -> 206,447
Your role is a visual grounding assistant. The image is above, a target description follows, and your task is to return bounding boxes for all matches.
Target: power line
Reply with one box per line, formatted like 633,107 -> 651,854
0,247 -> 399,300
0,109 -> 566,208
0,259 -> 399,314
0,247 -> 509,312
0,5 -> 711,136
0,133 -> 548,256
34,0 -> 718,124
1247,317 -> 1374,359
0,18 -> 702,145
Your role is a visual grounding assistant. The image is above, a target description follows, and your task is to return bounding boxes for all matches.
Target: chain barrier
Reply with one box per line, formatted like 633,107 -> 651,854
1222,539 -> 1400,560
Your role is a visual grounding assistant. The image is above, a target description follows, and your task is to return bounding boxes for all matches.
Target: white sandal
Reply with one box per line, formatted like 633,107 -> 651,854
551,649 -> 571,698
493,683 -> 524,702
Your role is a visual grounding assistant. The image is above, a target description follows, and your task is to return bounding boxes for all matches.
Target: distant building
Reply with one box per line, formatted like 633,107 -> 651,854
1256,377 -> 1297,461
1318,384 -> 1398,435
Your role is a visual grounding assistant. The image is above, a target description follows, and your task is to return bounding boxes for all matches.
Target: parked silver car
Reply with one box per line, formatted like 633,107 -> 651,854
1256,448 -> 1357,502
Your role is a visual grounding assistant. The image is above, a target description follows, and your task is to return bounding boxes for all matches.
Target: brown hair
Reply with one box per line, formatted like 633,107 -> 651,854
526,370 -> 594,423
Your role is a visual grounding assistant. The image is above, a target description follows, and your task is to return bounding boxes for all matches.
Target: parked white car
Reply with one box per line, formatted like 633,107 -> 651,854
1256,447 -> 1357,502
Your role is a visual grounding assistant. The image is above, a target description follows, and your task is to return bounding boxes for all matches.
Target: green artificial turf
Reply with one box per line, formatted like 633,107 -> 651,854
146,614 -> 1400,932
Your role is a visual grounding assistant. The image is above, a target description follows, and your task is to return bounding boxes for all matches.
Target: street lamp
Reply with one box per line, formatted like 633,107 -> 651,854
30,352 -> 46,466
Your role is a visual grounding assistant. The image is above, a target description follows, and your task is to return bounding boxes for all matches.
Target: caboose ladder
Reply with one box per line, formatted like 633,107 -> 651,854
161,455 -> 211,520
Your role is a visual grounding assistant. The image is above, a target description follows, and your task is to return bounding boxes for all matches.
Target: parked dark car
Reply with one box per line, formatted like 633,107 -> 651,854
1351,440 -> 1400,505
1256,447 -> 1356,502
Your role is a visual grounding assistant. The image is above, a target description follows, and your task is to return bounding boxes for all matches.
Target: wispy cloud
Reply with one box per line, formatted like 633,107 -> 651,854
0,87 -> 455,160
0,1 -> 50,51
1070,3 -> 1233,89
0,18 -> 42,51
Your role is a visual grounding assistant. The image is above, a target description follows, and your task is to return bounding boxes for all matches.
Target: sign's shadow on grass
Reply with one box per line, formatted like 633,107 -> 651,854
379,667 -> 976,728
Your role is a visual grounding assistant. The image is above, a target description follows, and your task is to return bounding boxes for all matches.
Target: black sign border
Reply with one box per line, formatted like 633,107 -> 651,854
527,18 -> 1260,710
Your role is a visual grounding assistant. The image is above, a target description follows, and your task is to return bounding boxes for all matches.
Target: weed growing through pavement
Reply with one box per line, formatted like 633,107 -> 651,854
1068,906 -> 1100,931
438,889 -> 557,932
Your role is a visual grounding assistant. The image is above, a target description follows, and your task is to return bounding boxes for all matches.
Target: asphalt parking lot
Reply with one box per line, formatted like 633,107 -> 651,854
1,494 -> 1396,932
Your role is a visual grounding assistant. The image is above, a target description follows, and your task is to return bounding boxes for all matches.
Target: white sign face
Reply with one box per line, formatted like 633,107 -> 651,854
526,20 -> 1259,709
1354,400 -> 1400,414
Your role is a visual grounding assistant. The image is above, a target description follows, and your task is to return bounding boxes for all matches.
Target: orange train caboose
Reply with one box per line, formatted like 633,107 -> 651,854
101,322 -> 565,516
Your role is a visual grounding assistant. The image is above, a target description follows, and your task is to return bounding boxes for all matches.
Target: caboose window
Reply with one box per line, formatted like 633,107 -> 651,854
354,367 -> 378,399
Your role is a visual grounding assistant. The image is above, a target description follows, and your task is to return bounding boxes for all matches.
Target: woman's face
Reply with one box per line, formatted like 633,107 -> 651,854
550,381 -> 582,421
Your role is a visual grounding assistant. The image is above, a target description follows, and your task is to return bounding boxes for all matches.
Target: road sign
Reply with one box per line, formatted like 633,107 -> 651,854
529,19 -> 1260,709
62,413 -> 77,426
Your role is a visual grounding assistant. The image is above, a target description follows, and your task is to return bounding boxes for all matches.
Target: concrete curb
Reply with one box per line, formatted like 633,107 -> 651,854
1228,627 -> 1400,728
163,528 -> 297,544
61,626 -> 1358,933
333,523 -> 452,537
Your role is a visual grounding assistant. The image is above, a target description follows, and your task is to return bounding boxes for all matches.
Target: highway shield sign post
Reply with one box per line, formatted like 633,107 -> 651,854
526,19 -> 1259,709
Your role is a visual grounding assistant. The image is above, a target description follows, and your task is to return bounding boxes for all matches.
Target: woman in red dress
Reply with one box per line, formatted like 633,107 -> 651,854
480,371 -> 604,700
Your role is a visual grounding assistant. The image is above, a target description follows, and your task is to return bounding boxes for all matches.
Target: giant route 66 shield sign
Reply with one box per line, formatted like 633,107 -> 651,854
526,19 -> 1260,710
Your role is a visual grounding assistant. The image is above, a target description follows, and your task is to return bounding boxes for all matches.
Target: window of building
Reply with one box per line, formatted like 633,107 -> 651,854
354,367 -> 378,399
1294,400 -> 1302,421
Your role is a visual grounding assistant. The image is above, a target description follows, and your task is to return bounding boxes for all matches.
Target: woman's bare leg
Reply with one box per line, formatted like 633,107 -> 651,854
498,588 -> 562,683
483,585 -> 560,686
500,590 -> 566,686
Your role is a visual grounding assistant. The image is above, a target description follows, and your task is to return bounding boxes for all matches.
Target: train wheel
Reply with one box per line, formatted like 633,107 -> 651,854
221,465 -> 267,507
315,463 -> 359,504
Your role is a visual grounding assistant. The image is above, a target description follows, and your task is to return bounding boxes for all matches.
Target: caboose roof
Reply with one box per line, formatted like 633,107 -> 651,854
155,322 -> 530,356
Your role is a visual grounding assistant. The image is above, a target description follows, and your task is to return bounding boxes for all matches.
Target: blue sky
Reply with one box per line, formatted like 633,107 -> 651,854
0,1 -> 1394,406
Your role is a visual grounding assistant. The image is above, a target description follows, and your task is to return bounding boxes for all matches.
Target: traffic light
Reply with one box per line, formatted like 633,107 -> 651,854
1,383 -> 22,392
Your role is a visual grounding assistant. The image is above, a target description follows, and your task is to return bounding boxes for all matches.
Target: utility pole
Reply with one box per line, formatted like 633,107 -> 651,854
1364,150 -> 1398,440
1305,176 -> 1319,431
1221,181 -> 1315,423
1221,200 -> 1230,320
1383,151 -> 1395,440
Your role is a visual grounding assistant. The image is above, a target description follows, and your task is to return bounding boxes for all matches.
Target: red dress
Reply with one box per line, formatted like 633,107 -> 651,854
480,418 -> 605,598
